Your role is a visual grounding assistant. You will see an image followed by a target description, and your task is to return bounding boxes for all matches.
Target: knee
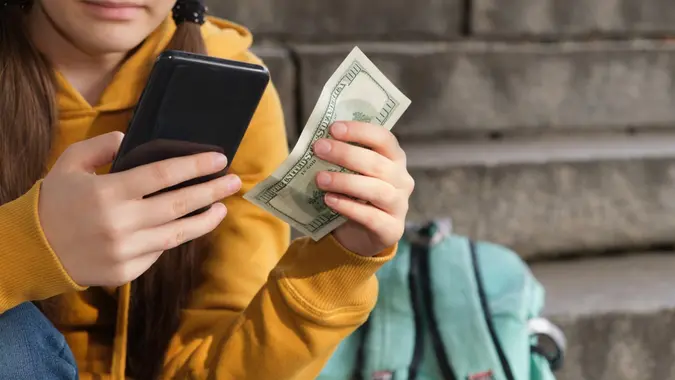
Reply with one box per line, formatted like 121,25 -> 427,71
0,303 -> 78,380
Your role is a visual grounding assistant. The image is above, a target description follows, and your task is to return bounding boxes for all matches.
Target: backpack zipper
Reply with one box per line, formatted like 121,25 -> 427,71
469,240 -> 516,380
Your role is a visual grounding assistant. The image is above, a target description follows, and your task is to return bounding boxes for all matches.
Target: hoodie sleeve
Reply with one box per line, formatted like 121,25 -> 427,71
0,182 -> 85,313
160,50 -> 395,379
163,236 -> 395,380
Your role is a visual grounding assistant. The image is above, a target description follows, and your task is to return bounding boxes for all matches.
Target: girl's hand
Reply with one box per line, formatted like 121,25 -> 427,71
313,122 -> 415,257
39,132 -> 242,287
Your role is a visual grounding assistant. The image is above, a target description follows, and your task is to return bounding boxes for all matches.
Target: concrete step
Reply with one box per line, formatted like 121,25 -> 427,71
532,253 -> 675,380
295,41 -> 675,138
210,0 -> 675,41
473,0 -> 675,37
261,40 -> 675,141
405,133 -> 675,260
205,0 -> 462,41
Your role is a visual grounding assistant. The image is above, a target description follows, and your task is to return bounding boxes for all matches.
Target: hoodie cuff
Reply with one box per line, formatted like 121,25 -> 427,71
0,181 -> 86,312
273,234 -> 396,325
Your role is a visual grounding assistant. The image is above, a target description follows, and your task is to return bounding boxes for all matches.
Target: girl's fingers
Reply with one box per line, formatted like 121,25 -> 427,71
328,122 -> 406,163
110,251 -> 164,285
313,139 -> 398,185
324,193 -> 402,246
316,171 -> 404,215
109,151 -> 228,199
132,174 -> 240,229
120,202 -> 227,259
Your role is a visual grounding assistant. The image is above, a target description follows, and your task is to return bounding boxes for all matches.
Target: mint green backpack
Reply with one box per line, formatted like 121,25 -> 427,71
318,220 -> 565,380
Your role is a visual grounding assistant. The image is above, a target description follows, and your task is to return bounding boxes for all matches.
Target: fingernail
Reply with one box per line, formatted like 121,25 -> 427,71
226,175 -> 242,192
212,202 -> 228,217
316,172 -> 332,187
325,193 -> 339,206
213,153 -> 228,168
331,122 -> 348,138
313,140 -> 332,155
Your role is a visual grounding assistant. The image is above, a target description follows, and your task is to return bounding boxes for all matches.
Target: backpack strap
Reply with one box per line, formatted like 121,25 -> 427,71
469,240 -> 516,380
411,239 -> 453,379
408,241 -> 426,380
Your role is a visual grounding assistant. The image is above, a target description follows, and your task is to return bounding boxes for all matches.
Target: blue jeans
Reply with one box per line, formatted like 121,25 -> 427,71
0,303 -> 78,379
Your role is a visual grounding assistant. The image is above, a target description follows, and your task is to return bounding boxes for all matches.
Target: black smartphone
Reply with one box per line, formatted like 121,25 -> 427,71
110,50 -> 270,198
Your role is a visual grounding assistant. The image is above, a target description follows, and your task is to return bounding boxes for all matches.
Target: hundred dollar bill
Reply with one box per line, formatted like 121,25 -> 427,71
244,47 -> 411,241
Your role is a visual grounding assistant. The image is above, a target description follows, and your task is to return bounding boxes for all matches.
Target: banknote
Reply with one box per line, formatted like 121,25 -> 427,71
244,47 -> 411,240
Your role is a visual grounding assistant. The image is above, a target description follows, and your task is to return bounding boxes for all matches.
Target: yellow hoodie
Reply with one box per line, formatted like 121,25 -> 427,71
0,17 -> 394,379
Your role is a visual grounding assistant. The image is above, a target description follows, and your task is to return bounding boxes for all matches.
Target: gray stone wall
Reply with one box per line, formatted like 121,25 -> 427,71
207,0 -> 675,260
473,0 -> 675,37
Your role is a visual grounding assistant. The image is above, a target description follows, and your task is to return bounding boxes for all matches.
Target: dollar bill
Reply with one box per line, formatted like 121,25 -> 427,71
244,47 -> 411,241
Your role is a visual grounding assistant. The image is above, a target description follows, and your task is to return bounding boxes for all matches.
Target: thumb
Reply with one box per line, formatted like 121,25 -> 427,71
58,132 -> 125,172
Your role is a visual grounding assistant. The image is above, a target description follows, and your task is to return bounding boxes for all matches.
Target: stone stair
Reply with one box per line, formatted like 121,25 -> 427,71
210,0 -> 675,377
533,253 -> 675,380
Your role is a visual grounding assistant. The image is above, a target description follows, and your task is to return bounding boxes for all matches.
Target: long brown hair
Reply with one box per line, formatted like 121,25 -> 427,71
0,2 -> 209,379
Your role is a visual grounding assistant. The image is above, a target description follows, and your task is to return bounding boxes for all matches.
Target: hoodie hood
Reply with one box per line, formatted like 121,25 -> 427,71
56,16 -> 254,116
